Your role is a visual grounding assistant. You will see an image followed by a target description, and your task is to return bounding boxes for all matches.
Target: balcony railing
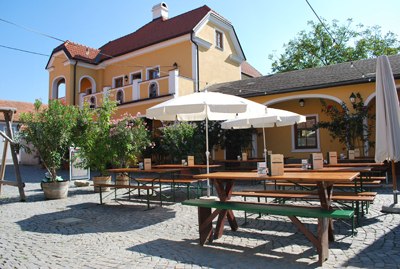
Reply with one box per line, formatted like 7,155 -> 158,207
81,69 -> 194,108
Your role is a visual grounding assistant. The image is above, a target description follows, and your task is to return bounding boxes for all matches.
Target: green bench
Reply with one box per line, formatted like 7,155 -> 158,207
182,198 -> 354,265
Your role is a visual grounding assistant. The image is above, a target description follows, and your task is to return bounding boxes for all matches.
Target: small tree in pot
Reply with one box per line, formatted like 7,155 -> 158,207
109,113 -> 152,184
75,97 -> 117,192
19,99 -> 78,199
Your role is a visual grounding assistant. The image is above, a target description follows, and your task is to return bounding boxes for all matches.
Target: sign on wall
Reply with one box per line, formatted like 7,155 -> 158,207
69,147 -> 90,180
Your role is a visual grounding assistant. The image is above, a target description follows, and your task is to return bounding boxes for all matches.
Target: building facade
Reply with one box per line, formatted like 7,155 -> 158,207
210,55 -> 400,160
46,3 -> 259,118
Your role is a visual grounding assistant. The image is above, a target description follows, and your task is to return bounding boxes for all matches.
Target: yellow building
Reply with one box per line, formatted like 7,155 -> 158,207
209,55 -> 400,160
46,3 -> 260,118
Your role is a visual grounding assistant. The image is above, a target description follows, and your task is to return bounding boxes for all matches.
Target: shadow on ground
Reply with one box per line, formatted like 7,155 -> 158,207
16,201 -> 175,235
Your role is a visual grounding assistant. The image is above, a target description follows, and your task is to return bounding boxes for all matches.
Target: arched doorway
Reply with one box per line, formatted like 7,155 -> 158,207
79,76 -> 96,106
51,76 -> 66,100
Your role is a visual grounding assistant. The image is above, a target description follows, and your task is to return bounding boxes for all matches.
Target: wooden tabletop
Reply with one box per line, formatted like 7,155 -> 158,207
193,171 -> 359,183
106,168 -> 181,174
215,159 -> 264,163
153,164 -> 221,169
284,167 -> 372,173
285,162 -> 386,168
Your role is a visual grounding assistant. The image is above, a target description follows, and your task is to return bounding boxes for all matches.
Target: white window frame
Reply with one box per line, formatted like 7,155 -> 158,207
130,71 -> 142,83
291,114 -> 321,153
215,29 -> 224,50
146,65 -> 160,80
112,75 -> 124,88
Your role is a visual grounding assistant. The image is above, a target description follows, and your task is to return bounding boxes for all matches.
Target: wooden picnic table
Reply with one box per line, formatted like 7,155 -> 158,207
192,171 -> 359,264
153,164 -> 221,169
284,167 -> 372,173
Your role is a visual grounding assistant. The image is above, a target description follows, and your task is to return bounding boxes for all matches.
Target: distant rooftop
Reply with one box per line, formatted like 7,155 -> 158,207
208,54 -> 400,97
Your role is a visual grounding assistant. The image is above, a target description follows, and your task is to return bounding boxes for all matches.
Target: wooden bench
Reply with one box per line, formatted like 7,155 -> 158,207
233,189 -> 375,222
93,183 -> 158,209
136,177 -> 207,201
182,198 -> 354,265
266,180 -> 382,191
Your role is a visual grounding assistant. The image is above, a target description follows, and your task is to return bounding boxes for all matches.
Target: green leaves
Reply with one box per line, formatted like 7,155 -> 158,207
20,99 -> 79,181
269,18 -> 400,73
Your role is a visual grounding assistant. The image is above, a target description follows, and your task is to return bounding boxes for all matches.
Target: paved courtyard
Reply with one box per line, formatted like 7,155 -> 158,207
0,165 -> 399,268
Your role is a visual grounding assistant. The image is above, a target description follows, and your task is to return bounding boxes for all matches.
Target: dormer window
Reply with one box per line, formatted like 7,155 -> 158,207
215,30 -> 224,50
114,77 -> 123,88
149,82 -> 158,98
116,90 -> 124,105
147,67 -> 160,80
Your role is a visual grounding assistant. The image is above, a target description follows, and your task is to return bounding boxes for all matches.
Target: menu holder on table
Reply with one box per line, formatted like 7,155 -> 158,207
257,162 -> 267,176
310,153 -> 323,170
348,150 -> 355,160
267,154 -> 284,176
144,158 -> 152,170
242,152 -> 248,161
188,156 -> 194,166
327,151 -> 337,165
354,148 -> 360,158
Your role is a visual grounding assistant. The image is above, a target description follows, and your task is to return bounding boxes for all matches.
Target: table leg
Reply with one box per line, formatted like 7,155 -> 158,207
317,182 -> 335,242
213,180 -> 238,239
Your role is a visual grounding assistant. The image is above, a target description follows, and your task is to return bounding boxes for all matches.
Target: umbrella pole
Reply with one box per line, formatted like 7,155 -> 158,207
206,117 -> 211,197
392,160 -> 398,204
263,128 -> 267,164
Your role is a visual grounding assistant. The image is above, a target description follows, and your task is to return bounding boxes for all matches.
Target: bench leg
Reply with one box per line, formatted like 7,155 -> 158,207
198,207 -> 213,245
99,186 -> 103,205
318,217 -> 330,266
146,188 -> 150,210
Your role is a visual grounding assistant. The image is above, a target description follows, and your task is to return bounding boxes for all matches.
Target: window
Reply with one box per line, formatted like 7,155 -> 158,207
116,90 -> 124,104
294,116 -> 318,149
89,96 -> 96,108
215,30 -> 224,50
131,72 -> 142,82
114,77 -> 123,88
149,82 -> 158,98
147,67 -> 160,80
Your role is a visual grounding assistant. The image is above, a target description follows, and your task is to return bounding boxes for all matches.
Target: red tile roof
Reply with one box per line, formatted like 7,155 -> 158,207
50,5 -> 212,64
0,100 -> 37,122
99,5 -> 211,60
241,61 -> 263,78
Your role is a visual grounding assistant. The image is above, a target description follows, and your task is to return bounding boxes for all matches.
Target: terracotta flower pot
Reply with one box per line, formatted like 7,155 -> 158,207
41,180 -> 69,199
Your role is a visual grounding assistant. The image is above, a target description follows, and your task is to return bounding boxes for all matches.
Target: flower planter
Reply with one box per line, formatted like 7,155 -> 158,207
93,176 -> 112,192
41,180 -> 69,199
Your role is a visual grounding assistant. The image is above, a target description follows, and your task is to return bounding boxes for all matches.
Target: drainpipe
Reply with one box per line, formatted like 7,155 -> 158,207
190,32 -> 200,92
73,61 -> 78,105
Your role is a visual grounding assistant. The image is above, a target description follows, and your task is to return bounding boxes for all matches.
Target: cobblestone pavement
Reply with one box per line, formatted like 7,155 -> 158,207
0,165 -> 399,268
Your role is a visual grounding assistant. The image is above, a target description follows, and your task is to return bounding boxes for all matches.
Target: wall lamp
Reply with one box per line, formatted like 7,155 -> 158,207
124,75 -> 129,83
299,98 -> 305,107
173,62 -> 178,69
349,92 -> 356,104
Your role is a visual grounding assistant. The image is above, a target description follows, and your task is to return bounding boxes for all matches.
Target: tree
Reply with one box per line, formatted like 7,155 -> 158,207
314,93 -> 375,153
268,19 -> 400,73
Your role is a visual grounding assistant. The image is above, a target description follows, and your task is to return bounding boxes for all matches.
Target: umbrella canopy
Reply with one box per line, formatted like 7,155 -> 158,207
146,91 -> 267,196
375,55 -> 400,205
221,107 -> 306,129
221,107 -> 306,164
146,91 -> 266,121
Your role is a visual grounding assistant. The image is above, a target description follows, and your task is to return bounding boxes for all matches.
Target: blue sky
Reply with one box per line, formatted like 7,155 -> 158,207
1,0 -> 399,103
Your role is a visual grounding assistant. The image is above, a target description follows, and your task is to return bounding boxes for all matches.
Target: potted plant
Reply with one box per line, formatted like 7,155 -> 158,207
110,113 -> 152,184
75,97 -> 116,192
19,99 -> 78,199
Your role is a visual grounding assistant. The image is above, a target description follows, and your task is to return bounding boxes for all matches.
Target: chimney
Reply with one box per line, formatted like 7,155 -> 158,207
151,2 -> 168,20
152,2 -> 168,20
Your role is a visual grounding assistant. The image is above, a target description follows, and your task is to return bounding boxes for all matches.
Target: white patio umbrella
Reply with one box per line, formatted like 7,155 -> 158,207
375,55 -> 400,210
146,91 -> 267,196
221,108 -> 306,164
